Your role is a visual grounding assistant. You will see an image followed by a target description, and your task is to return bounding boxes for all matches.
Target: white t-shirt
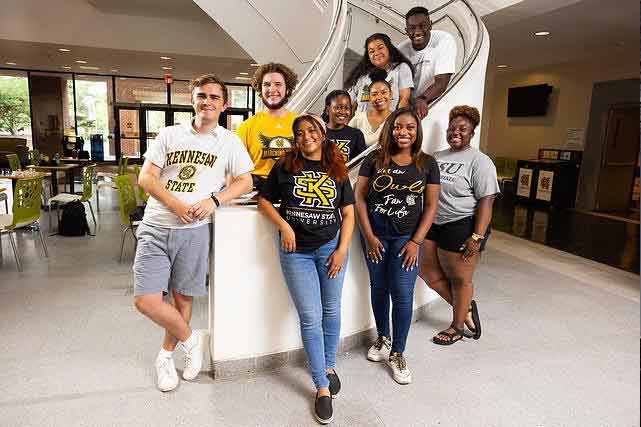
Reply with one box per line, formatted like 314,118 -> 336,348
348,111 -> 385,146
348,62 -> 414,113
397,30 -> 457,99
143,121 -> 254,229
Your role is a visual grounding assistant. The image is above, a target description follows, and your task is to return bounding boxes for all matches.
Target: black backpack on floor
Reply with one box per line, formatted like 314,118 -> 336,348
58,201 -> 91,236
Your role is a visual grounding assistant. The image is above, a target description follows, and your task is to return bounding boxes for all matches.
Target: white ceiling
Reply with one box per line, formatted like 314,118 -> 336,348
483,0 -> 640,71
0,0 -> 638,81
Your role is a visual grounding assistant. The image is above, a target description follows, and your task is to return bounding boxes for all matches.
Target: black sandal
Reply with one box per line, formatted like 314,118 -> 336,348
433,325 -> 466,346
469,300 -> 482,340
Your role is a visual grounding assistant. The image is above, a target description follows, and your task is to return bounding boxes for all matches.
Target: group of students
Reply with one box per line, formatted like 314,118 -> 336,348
131,5 -> 500,425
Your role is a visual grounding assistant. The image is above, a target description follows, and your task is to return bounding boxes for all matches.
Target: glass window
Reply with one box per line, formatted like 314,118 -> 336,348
29,72 -> 74,156
226,114 -> 245,132
173,111 -> 193,126
118,109 -> 141,158
0,70 -> 32,149
171,81 -> 191,106
116,77 -> 167,104
227,85 -> 249,109
75,75 -> 115,161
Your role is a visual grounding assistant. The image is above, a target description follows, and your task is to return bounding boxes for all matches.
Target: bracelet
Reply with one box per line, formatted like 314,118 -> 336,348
410,238 -> 422,246
471,233 -> 484,242
211,194 -> 220,207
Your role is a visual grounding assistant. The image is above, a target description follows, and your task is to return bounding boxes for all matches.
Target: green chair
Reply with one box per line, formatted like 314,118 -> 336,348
494,156 -> 517,191
48,165 -> 97,233
0,177 -> 48,271
115,174 -> 141,262
118,156 -> 129,175
29,149 -> 41,166
132,164 -> 149,203
6,153 -> 21,172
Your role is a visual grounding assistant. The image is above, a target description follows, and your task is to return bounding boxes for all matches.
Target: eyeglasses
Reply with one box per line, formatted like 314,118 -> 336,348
405,23 -> 430,34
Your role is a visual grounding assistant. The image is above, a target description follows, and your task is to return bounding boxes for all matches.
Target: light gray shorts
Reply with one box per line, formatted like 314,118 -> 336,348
133,223 -> 211,297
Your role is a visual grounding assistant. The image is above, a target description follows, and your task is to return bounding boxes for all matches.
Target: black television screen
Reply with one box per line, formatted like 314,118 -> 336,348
507,84 -> 552,117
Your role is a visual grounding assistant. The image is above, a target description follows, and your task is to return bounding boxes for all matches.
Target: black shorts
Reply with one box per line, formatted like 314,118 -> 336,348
426,216 -> 491,253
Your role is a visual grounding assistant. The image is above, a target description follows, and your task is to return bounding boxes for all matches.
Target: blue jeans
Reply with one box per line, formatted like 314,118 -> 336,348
279,234 -> 347,390
361,213 -> 419,354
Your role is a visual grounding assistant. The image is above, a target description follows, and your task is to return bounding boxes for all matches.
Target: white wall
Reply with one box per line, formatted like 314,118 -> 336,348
0,0 -> 249,59
481,51 -> 638,159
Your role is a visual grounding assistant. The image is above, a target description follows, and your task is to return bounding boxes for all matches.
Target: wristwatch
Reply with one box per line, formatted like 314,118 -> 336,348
210,194 -> 220,207
471,233 -> 484,242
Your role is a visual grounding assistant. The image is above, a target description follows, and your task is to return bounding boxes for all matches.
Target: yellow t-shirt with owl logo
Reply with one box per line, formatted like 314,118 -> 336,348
235,110 -> 297,179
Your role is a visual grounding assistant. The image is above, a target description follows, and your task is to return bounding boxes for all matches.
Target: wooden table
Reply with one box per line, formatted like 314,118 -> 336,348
28,164 -> 80,195
61,158 -> 93,163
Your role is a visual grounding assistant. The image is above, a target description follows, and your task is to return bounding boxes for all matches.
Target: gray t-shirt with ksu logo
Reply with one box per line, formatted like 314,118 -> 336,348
433,147 -> 500,225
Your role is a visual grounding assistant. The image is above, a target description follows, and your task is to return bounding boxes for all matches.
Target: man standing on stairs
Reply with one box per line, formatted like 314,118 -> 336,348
236,63 -> 299,191
133,74 -> 253,392
397,6 -> 457,119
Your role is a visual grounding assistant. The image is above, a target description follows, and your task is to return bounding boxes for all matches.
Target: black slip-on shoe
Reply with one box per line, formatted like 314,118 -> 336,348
327,371 -> 341,399
314,393 -> 333,424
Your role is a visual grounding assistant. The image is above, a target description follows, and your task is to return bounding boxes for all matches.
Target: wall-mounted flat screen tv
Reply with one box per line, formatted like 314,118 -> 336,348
507,84 -> 553,117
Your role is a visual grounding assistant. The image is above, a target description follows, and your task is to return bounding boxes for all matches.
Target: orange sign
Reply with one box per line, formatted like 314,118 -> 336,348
164,74 -> 173,84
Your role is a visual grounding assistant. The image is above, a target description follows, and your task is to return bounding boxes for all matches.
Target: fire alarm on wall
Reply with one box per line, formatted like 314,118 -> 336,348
164,74 -> 173,84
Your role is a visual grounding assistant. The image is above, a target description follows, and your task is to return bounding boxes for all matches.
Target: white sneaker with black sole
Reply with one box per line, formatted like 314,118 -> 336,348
387,352 -> 412,385
180,331 -> 203,381
155,354 -> 179,392
367,336 -> 391,362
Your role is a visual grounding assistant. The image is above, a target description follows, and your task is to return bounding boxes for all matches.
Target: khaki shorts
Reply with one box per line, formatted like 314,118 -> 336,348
133,223 -> 211,297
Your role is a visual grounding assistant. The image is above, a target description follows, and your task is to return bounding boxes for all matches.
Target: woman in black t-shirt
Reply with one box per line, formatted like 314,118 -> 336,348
322,90 -> 368,163
355,107 -> 440,385
258,115 -> 355,424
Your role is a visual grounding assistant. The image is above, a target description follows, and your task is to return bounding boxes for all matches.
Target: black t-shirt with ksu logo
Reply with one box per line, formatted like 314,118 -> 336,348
326,126 -> 368,162
358,150 -> 440,235
260,158 -> 355,251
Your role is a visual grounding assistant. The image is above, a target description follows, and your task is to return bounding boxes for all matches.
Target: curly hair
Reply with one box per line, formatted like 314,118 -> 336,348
376,107 -> 430,172
449,105 -> 480,129
281,115 -> 348,182
344,33 -> 414,90
189,74 -> 228,104
251,63 -> 299,102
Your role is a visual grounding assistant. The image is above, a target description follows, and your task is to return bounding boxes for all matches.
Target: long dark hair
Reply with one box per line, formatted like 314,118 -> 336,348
281,115 -> 348,182
345,33 -> 414,90
376,107 -> 430,171
321,89 -> 351,123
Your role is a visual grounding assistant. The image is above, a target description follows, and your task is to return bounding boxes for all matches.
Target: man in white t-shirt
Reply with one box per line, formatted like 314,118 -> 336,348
133,74 -> 253,392
397,6 -> 457,119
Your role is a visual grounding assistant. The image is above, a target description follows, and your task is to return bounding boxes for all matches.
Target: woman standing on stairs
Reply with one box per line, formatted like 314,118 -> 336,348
419,105 -> 501,345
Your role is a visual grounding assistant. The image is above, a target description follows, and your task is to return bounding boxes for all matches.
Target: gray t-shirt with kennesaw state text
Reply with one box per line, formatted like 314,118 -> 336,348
433,147 -> 500,225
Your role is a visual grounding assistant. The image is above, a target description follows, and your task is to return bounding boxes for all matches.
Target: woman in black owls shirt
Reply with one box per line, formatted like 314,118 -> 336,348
258,115 -> 354,424
354,107 -> 440,385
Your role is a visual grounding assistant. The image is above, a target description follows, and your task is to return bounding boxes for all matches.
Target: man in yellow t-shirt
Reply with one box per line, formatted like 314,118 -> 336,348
236,63 -> 299,190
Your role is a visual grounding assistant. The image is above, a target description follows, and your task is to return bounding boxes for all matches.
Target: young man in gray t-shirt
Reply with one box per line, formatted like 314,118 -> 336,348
133,74 -> 253,392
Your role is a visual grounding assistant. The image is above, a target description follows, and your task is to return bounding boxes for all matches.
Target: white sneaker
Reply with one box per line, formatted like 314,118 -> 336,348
367,336 -> 391,362
155,354 -> 179,392
180,331 -> 203,381
387,352 -> 412,384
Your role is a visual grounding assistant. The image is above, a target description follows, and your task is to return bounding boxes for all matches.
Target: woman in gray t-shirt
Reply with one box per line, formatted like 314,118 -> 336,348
419,105 -> 500,346
345,33 -> 414,114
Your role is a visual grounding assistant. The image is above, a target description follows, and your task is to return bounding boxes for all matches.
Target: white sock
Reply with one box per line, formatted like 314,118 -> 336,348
180,331 -> 197,351
158,348 -> 173,359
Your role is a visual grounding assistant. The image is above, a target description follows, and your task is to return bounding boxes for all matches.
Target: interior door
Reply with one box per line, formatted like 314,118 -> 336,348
595,104 -> 641,211
117,108 -> 141,160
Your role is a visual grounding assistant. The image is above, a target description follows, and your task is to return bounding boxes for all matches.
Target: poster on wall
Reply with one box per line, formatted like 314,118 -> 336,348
565,128 -> 585,150
517,168 -> 533,197
535,170 -> 554,201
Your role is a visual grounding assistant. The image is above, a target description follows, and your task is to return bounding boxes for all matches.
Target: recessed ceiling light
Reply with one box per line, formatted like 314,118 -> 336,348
75,60 -> 88,64
62,66 -> 72,69
534,31 -> 551,36
160,56 -> 172,60
497,64 -> 508,68
119,77 -> 128,80
239,72 -> 249,75
235,76 -> 251,80
58,48 -> 71,52
5,62 -> 17,65
79,65 -> 100,70
161,66 -> 173,70
250,63 -> 260,67
111,69 -> 119,72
